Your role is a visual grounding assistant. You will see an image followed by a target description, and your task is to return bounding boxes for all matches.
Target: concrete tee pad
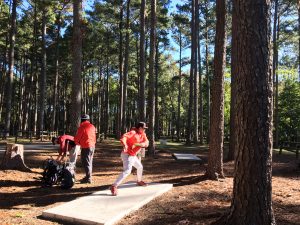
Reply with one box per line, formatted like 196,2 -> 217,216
42,182 -> 173,225
173,153 -> 202,161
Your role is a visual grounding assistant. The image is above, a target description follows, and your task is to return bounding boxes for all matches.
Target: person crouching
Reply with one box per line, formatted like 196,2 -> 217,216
52,135 -> 75,163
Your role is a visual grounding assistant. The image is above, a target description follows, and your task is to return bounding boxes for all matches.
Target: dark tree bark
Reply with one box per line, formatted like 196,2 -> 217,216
82,71 -> 86,113
176,29 -> 182,142
37,8 -> 47,138
117,0 -> 124,138
62,77 -> 67,133
70,0 -> 82,135
100,59 -> 106,134
193,0 -> 199,144
27,33 -> 36,136
228,0 -> 237,161
154,39 -> 159,140
104,32 -> 110,138
22,55 -> 30,133
4,0 -> 17,137
148,0 -> 156,156
28,60 -> 34,134
122,0 -> 130,133
273,0 -> 279,148
198,20 -> 204,145
139,0 -> 146,122
0,1 -> 10,124
298,0 -> 300,81
33,72 -> 38,135
206,0 -> 226,180
32,0 -> 39,136
97,61 -> 103,135
186,0 -> 195,145
51,11 -> 62,132
228,62 -> 236,160
17,54 -> 25,132
214,0 -> 276,224
205,0 -> 210,143
91,70 -> 95,122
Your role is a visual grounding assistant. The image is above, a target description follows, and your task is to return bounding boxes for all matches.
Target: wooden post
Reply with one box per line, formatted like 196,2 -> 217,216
0,143 -> 31,172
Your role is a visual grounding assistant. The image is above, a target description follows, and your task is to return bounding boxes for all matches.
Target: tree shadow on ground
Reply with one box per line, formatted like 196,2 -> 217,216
273,202 -> 300,225
115,189 -> 230,225
0,179 -> 41,187
159,175 -> 207,187
37,215 -> 82,225
0,184 -> 110,209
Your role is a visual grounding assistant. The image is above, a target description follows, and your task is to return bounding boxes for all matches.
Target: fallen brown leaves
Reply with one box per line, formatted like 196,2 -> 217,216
0,141 -> 299,225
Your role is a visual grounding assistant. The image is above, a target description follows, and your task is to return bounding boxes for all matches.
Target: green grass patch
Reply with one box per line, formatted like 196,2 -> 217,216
14,213 -> 24,218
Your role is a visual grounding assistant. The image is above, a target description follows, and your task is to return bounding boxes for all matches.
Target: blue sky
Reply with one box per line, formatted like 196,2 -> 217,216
15,0 -> 300,77
83,0 -> 190,72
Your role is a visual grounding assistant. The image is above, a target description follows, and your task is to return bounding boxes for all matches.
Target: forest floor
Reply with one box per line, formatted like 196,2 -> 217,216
0,139 -> 299,225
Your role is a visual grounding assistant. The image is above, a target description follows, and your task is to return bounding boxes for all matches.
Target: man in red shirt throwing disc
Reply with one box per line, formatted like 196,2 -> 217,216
110,122 -> 149,196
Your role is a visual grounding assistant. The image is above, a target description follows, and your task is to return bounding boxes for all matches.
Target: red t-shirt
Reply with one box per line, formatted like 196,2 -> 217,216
74,121 -> 96,148
58,135 -> 74,154
120,128 -> 149,156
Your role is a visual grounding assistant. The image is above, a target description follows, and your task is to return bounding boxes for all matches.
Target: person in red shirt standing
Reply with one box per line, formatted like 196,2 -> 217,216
52,135 -> 75,162
110,122 -> 149,196
74,114 -> 96,184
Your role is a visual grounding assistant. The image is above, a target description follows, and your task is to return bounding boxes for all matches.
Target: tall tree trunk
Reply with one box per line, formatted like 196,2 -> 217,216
148,0 -> 156,156
91,71 -> 95,123
0,3 -> 10,124
27,47 -> 35,136
298,0 -> 300,81
206,0 -> 226,180
37,8 -> 47,138
177,29 -> 182,142
51,12 -> 62,132
205,0 -> 210,143
198,22 -> 204,145
86,73 -> 89,113
135,34 -> 139,123
18,54 -> 25,132
22,54 -> 29,132
70,0 -> 82,135
104,32 -> 110,138
154,39 -> 159,140
186,0 -> 195,145
214,0 -> 276,224
101,61 -> 106,133
117,0 -> 124,138
193,0 -> 199,144
273,0 -> 279,148
228,71 -> 236,160
122,0 -> 130,133
33,1 -> 38,136
63,77 -> 67,133
139,0 -> 146,121
88,71 -> 91,115
228,0 -> 236,161
4,0 -> 17,137
82,72 -> 86,113
97,61 -> 103,134
33,73 -> 38,135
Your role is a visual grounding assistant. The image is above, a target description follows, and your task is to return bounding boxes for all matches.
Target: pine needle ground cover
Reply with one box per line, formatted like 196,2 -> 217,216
0,140 -> 299,225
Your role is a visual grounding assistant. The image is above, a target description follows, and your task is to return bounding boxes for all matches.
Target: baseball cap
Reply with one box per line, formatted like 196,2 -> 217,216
136,122 -> 148,129
81,114 -> 90,120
